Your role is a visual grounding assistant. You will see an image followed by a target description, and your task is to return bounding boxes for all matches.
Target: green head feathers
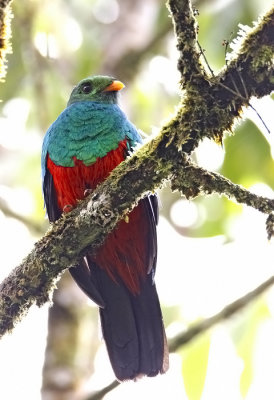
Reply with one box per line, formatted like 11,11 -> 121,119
67,75 -> 125,106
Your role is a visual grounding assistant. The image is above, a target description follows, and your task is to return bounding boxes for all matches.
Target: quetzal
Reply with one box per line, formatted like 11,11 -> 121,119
41,75 -> 168,381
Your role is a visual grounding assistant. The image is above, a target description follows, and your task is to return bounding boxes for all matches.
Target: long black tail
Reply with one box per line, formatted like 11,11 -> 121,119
91,260 -> 168,381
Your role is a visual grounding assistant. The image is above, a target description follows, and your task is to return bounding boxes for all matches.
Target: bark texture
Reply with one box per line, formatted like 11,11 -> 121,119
0,0 -> 273,339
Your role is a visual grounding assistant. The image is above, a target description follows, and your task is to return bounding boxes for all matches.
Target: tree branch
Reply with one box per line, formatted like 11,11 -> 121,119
168,275 -> 274,352
0,0 -> 12,80
170,156 -> 274,215
0,1 -> 273,337
167,0 -> 202,86
168,1 -> 274,151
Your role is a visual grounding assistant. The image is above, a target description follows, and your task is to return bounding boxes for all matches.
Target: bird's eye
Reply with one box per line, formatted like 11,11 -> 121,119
81,82 -> 92,94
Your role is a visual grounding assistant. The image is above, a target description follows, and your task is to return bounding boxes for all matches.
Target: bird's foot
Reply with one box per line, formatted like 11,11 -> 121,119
63,204 -> 73,213
84,189 -> 93,197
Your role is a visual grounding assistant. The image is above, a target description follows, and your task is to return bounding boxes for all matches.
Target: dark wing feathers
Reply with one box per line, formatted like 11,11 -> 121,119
69,258 -> 105,307
43,167 -> 62,222
142,195 -> 158,274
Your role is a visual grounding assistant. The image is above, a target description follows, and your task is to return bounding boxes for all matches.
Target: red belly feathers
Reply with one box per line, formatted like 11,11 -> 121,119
47,139 -> 128,210
47,139 -> 148,293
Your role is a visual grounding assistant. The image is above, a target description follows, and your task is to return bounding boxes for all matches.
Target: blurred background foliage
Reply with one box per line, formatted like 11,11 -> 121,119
0,0 -> 273,399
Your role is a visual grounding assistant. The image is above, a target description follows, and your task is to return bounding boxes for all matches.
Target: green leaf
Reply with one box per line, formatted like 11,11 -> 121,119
181,333 -> 211,400
222,120 -> 274,188
233,299 -> 270,397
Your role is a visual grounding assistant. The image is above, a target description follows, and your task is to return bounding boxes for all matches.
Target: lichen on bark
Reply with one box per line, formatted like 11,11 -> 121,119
0,0 -> 12,80
0,0 -> 273,338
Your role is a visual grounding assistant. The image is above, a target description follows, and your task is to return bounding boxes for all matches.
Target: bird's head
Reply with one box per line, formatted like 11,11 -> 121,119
67,75 -> 125,106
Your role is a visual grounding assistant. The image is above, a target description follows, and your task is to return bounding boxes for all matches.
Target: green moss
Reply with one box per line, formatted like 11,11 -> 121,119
250,45 -> 273,82
0,1 -> 12,80
1,0 -> 273,339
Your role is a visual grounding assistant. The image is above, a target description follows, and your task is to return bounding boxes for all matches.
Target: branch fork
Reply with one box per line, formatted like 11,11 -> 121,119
0,0 -> 273,342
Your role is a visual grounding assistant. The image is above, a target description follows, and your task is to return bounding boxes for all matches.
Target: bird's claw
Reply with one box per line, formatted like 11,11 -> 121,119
63,204 -> 73,213
84,189 -> 93,197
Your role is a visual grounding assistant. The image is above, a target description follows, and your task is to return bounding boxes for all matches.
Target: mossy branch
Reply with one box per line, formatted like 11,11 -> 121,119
168,1 -> 274,151
0,0 -> 12,80
0,1 -> 273,337
170,156 -> 274,215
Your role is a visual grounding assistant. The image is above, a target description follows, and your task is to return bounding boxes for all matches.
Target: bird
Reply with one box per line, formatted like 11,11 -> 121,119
41,75 -> 168,381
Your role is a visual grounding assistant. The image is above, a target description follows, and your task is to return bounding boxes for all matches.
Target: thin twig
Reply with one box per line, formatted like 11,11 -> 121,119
247,102 -> 271,134
169,275 -> 274,352
85,275 -> 274,400
0,0 -> 273,341
198,30 -> 271,135
197,40 -> 215,77
85,381 -> 120,400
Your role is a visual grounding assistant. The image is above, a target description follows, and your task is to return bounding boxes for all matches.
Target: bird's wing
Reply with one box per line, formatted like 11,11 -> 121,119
42,161 -> 61,222
144,194 -> 158,274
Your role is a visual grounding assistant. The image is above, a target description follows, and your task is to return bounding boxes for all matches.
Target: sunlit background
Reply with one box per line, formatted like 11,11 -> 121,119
0,0 -> 273,399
